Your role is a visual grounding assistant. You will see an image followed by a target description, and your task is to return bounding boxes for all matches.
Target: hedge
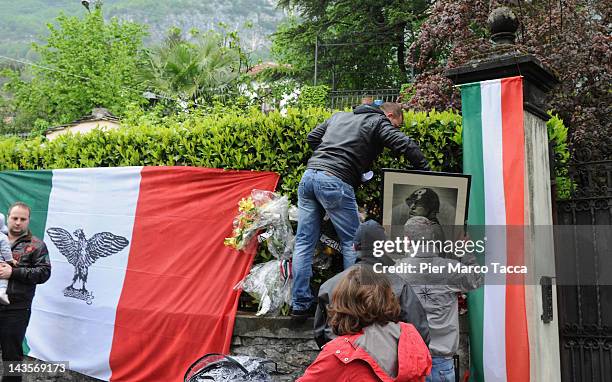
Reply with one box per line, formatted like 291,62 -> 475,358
298,85 -> 330,109
0,107 -> 568,214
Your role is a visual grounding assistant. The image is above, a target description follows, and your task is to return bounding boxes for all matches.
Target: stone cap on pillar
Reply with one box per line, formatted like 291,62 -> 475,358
444,6 -> 560,120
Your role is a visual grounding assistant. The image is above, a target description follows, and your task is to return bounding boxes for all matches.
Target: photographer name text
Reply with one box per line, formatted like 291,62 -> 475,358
373,262 -> 527,275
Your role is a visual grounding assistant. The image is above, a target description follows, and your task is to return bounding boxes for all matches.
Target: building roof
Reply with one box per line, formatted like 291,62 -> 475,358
246,62 -> 292,76
46,108 -> 120,133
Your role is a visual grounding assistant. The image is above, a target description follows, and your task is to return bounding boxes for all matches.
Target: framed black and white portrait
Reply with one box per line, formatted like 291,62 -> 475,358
381,169 -> 471,240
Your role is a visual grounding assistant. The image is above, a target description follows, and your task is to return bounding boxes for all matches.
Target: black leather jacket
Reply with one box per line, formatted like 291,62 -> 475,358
1,231 -> 51,310
306,105 -> 430,187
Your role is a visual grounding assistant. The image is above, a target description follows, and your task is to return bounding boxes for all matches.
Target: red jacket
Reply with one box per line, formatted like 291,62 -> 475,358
298,322 -> 432,382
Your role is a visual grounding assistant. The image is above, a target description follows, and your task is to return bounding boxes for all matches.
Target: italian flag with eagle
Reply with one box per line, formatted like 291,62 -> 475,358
0,166 -> 279,381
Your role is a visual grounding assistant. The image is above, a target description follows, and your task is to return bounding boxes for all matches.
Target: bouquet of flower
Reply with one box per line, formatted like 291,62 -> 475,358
234,259 -> 292,316
226,190 -> 296,315
224,189 -> 294,260
223,196 -> 258,250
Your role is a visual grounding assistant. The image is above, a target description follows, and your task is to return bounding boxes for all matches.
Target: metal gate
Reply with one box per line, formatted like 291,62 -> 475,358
555,157 -> 612,382
329,89 -> 399,110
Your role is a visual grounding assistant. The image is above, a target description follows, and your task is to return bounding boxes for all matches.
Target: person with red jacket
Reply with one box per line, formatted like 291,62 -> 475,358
298,265 -> 431,382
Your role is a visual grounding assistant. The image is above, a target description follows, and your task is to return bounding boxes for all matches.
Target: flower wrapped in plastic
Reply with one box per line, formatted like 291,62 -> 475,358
224,189 -> 294,260
226,190 -> 296,315
234,259 -> 292,316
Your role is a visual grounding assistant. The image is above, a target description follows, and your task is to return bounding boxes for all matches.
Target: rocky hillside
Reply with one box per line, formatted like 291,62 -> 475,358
0,0 -> 285,59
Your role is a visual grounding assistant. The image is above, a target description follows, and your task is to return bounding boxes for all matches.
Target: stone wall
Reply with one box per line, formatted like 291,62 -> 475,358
5,313 -> 470,381
230,312 -> 471,381
230,313 -> 319,381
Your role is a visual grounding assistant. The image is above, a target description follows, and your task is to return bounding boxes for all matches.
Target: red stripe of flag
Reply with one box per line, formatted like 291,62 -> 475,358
501,77 -> 530,381
109,167 -> 279,381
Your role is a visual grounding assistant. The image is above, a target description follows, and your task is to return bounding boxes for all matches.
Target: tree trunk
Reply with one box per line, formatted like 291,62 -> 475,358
397,22 -> 407,74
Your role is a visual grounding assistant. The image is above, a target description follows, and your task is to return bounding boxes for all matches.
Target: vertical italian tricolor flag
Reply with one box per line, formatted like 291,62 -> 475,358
0,166 -> 279,381
461,76 -> 530,381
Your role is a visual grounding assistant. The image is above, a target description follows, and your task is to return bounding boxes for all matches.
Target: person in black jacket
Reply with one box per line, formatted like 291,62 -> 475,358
0,202 -> 51,382
291,102 -> 430,318
313,220 -> 430,348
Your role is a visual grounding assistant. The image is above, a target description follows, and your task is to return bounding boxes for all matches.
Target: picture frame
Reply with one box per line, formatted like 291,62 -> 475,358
381,169 -> 471,240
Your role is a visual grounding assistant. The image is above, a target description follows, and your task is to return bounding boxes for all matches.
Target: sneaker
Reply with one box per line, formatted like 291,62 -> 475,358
290,304 -> 316,321
0,293 -> 9,305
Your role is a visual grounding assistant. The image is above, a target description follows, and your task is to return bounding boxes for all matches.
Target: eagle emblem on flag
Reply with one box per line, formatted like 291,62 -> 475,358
46,227 -> 129,304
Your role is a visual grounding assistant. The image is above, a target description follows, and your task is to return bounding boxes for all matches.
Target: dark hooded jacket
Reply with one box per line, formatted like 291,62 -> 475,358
306,105 -> 430,187
313,220 -> 430,348
314,259 -> 430,349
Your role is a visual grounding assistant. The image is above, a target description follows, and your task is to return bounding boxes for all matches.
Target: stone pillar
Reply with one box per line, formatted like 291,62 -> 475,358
445,6 -> 561,382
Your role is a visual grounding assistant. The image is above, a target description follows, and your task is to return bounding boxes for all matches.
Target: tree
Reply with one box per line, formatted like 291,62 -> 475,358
272,0 -> 433,89
1,8 -> 148,132
139,27 -> 243,104
405,0 -> 611,159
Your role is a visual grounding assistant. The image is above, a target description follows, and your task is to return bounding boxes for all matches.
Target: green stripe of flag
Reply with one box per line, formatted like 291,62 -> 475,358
0,170 -> 53,240
0,169 -> 54,355
461,83 -> 486,381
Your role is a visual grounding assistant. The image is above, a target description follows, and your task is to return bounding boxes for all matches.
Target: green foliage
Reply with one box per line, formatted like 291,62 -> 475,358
0,0 -> 284,60
272,1 -> 431,89
249,78 -> 301,110
298,85 -> 330,109
409,1 -> 611,159
547,113 -> 572,199
0,107 -> 459,211
236,64 -> 301,111
140,27 -> 244,103
0,105 -> 571,210
0,108 -> 323,198
244,64 -> 302,110
1,9 -> 148,131
253,64 -> 299,83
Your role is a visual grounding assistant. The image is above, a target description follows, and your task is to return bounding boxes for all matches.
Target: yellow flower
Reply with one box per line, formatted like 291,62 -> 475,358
238,197 -> 256,212
224,237 -> 238,249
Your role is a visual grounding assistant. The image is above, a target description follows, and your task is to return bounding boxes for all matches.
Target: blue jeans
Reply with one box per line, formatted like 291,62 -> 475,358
426,356 -> 455,382
291,169 -> 360,311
